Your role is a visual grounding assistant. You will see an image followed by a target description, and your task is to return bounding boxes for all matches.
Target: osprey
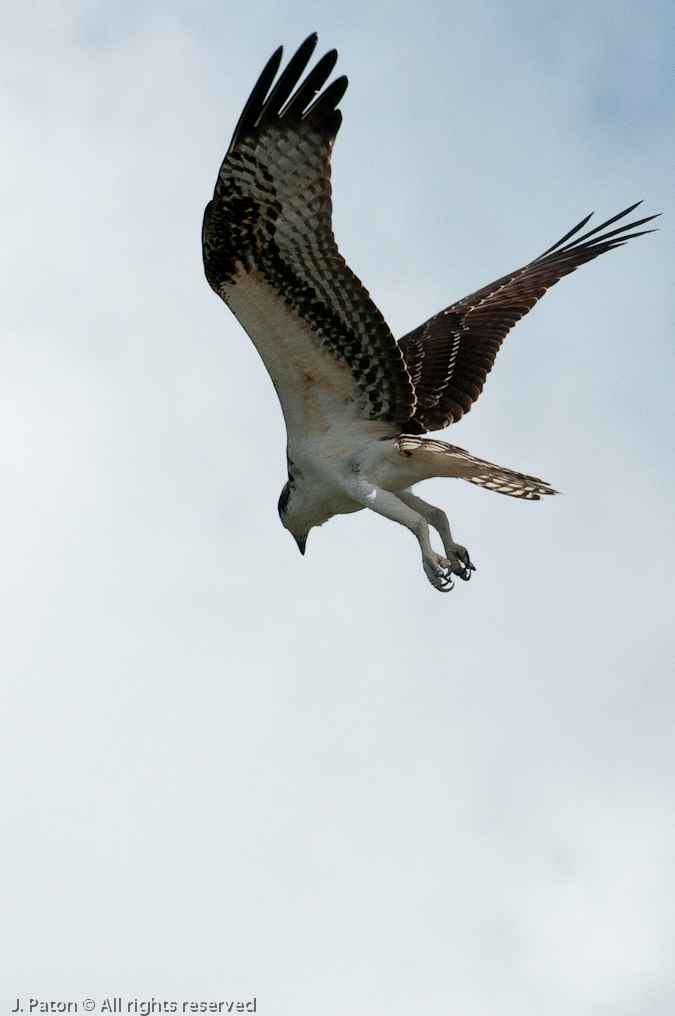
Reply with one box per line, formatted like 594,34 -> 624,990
203,34 -> 657,591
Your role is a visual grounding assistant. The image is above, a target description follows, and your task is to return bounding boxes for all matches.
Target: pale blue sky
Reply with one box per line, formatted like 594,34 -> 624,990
1,2 -> 673,1014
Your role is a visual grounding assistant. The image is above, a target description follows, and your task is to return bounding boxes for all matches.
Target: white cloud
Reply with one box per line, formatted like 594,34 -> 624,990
1,1 -> 673,1013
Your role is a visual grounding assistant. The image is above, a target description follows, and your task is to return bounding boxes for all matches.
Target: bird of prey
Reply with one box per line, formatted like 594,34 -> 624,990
202,34 -> 657,591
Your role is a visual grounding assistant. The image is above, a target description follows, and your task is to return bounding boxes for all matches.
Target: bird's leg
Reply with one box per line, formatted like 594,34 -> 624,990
341,475 -> 456,591
398,489 -> 475,581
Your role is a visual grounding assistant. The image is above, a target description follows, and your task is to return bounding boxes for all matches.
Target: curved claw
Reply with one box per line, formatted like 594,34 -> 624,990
448,543 -> 475,581
423,554 -> 456,592
454,560 -> 476,581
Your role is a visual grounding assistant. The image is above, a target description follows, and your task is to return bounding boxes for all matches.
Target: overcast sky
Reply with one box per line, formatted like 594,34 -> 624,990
1,1 -> 674,1014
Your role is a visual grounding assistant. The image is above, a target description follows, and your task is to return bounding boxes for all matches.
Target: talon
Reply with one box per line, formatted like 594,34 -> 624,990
437,560 -> 455,591
457,558 -> 475,581
444,542 -> 475,582
423,554 -> 456,591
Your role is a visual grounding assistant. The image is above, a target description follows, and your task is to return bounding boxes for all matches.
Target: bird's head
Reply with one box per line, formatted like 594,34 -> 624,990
278,478 -> 311,555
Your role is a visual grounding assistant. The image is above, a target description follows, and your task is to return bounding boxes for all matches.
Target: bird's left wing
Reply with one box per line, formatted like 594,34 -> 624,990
398,203 -> 659,433
203,35 -> 414,426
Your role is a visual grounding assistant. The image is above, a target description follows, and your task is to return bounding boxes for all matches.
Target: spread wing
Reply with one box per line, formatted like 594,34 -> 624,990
398,204 -> 659,433
203,35 -> 415,427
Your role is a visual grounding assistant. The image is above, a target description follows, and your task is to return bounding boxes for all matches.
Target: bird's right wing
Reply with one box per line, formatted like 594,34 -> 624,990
203,35 -> 415,428
398,204 -> 658,433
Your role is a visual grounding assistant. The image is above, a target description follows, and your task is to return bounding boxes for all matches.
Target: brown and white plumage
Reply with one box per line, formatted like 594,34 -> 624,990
203,34 -> 658,591
398,205 -> 658,433
202,34 -> 413,430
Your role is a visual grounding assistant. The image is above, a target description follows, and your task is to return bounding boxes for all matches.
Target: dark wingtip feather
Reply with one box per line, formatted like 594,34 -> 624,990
259,33 -> 319,124
227,35 -> 347,149
304,74 -> 349,123
227,44 -> 283,154
282,48 -> 339,118
580,213 -> 660,248
538,212 -> 594,257
572,200 -> 643,242
537,202 -> 659,264
559,202 -> 651,250
595,227 -> 659,250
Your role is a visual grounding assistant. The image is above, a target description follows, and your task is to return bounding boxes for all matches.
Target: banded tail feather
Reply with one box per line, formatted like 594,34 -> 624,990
396,436 -> 559,500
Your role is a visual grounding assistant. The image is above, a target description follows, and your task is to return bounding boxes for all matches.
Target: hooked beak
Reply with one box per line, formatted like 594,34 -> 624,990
293,534 -> 307,556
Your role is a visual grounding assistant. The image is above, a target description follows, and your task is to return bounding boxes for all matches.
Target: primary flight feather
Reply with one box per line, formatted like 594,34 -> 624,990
203,33 -> 657,591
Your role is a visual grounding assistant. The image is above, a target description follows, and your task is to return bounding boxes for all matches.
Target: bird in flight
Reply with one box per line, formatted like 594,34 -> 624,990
202,34 -> 657,591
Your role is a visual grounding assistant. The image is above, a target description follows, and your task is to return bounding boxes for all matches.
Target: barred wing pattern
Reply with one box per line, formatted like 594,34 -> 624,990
399,204 -> 659,434
203,34 -> 415,425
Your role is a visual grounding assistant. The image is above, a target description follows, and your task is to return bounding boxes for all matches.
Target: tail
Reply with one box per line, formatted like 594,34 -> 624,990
396,435 -> 559,500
